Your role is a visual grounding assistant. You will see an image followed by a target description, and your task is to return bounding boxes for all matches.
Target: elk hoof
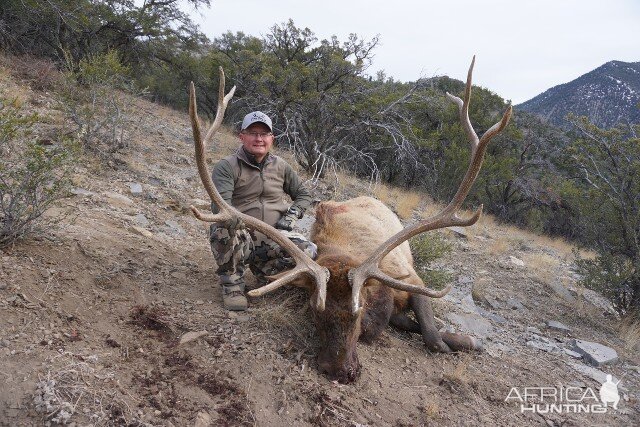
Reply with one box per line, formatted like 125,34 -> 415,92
426,340 -> 452,353
441,332 -> 483,352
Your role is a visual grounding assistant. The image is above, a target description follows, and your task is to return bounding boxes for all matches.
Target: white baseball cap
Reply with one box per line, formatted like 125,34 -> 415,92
241,111 -> 272,131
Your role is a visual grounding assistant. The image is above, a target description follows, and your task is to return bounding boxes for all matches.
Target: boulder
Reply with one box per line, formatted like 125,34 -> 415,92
445,313 -> 493,338
572,339 -> 618,366
566,360 -> 623,390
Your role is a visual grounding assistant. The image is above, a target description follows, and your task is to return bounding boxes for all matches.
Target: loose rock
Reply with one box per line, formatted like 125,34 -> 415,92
129,182 -> 143,196
505,298 -> 525,310
70,188 -> 97,197
194,411 -> 212,427
445,313 -> 493,338
571,339 -> 618,366
103,191 -> 134,207
179,330 -> 208,345
526,340 -> 561,354
546,281 -> 576,303
509,256 -> 525,267
448,226 -> 469,239
546,320 -> 571,333
566,360 -> 623,389
563,348 -> 583,359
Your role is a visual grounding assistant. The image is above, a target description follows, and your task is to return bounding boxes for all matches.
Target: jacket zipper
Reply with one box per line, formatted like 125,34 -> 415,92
259,167 -> 265,221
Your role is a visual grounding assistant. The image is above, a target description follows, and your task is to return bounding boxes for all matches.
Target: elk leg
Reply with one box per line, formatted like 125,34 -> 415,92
410,294 -> 451,353
389,312 -> 421,333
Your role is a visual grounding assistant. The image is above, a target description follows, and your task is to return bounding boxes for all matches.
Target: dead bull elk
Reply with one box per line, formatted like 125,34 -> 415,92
188,57 -> 512,384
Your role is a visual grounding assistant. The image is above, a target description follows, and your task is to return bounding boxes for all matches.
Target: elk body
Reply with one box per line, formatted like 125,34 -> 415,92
188,57 -> 512,384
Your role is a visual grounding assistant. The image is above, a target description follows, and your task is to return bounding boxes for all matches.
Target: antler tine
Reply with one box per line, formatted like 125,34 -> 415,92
246,268 -> 328,310
188,69 -> 329,311
204,67 -> 236,145
446,55 -> 479,151
349,56 -> 512,313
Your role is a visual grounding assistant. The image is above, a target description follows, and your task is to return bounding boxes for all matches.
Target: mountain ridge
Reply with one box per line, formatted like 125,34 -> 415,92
516,60 -> 640,129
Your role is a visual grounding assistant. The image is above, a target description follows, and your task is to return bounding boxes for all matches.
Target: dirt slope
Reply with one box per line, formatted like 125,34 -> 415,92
1,66 -> 638,426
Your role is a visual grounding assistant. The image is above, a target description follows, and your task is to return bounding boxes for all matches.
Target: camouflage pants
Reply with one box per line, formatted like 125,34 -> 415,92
209,224 -> 317,290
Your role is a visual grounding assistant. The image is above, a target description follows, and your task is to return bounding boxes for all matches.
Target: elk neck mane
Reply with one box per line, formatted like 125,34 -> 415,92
311,196 -> 418,283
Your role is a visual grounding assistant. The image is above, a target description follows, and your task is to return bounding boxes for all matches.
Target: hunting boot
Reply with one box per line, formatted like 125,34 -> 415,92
221,284 -> 248,311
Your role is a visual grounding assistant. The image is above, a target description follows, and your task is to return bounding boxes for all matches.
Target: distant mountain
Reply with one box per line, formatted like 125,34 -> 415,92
516,61 -> 640,129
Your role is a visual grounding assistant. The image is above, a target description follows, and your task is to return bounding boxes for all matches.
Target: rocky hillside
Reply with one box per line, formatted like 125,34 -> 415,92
517,60 -> 640,129
1,62 -> 639,426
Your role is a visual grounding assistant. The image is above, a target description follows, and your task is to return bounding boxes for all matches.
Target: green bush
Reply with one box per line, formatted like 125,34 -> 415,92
0,97 -> 77,247
410,233 -> 453,290
574,251 -> 639,314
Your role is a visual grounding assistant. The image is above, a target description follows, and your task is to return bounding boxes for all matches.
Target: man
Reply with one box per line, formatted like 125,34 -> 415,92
209,111 -> 317,311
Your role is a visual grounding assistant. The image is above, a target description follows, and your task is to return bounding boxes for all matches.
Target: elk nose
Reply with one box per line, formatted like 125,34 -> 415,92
317,356 -> 334,376
317,355 -> 361,384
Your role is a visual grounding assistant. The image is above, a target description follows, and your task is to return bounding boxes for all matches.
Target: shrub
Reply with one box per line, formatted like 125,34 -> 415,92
6,55 -> 64,91
410,233 -> 453,290
574,251 -> 639,315
60,50 -> 145,152
0,97 -> 77,247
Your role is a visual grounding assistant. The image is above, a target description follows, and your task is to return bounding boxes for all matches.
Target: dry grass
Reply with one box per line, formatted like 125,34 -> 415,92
250,287 -> 315,347
373,183 -> 392,205
529,234 -> 576,260
522,252 -> 560,284
575,247 -> 598,261
471,276 -> 491,303
0,76 -> 29,108
3,54 -> 64,91
396,191 -> 422,220
443,354 -> 472,385
619,315 -> 640,351
372,184 -> 428,220
423,402 -> 440,419
487,236 -> 511,256
33,352 -> 136,425
419,199 -> 445,220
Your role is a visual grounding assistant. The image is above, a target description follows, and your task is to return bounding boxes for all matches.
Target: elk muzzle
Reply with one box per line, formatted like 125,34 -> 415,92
317,346 -> 361,384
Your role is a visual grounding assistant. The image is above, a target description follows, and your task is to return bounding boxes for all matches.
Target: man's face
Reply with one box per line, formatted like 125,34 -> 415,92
239,122 -> 274,162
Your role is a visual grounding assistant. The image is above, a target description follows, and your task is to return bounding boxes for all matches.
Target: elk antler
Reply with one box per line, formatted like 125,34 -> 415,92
188,68 -> 329,310
348,56 -> 513,313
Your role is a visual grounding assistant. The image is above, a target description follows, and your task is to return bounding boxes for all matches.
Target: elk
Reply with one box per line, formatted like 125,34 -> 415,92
188,57 -> 512,384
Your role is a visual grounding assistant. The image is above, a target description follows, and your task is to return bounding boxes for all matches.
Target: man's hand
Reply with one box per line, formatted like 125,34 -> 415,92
275,206 -> 303,231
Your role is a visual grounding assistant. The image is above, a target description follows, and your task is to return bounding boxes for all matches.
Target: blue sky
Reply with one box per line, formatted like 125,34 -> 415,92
186,0 -> 639,104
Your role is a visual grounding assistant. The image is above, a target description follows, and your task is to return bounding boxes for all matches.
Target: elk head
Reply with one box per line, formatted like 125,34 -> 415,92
188,58 -> 512,384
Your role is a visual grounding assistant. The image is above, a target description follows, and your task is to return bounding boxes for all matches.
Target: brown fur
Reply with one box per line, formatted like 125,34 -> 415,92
308,197 -> 481,383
